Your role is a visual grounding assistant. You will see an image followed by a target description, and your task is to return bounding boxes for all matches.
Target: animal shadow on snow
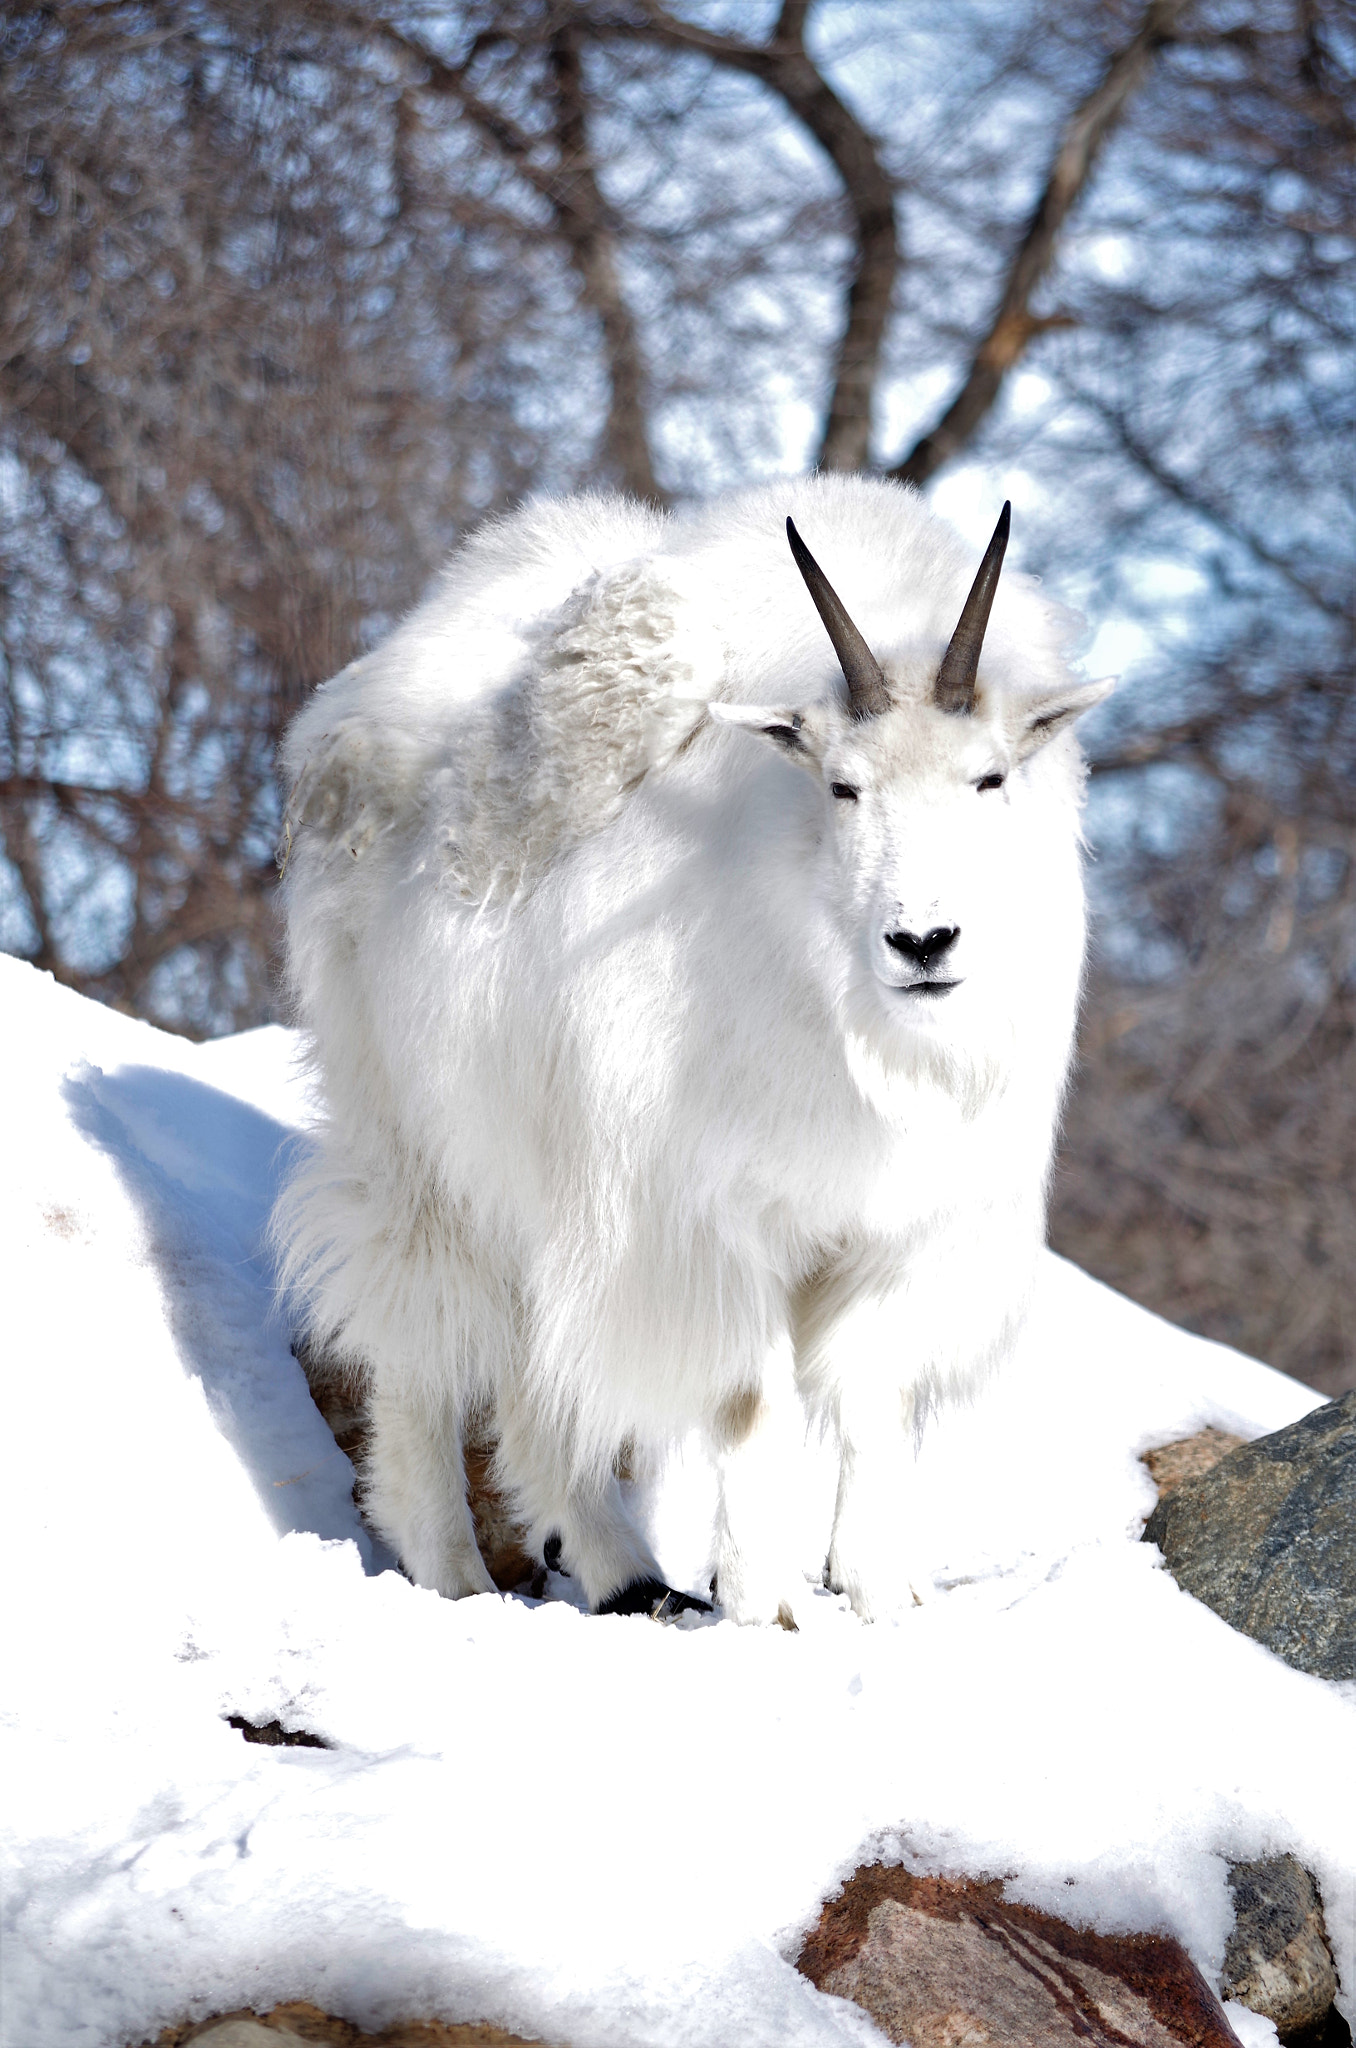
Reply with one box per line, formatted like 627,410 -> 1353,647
63,1061 -> 393,1572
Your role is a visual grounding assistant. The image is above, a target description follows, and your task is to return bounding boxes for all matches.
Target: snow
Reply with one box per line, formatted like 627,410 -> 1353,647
1,952 -> 1351,2048
1223,2008 -> 1282,2048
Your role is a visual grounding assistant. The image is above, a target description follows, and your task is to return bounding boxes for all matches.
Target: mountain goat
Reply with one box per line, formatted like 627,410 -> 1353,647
275,474 -> 1110,1626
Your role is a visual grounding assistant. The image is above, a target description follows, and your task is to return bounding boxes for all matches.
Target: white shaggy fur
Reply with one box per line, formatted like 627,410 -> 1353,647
274,475 -> 1111,1624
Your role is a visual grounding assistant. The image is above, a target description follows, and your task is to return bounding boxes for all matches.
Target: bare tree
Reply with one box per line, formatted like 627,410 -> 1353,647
1,0 -> 592,1021
889,0 -> 1189,487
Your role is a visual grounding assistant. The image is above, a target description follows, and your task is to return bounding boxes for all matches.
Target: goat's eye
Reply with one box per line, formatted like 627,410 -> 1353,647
976,773 -> 1005,794
830,782 -> 859,802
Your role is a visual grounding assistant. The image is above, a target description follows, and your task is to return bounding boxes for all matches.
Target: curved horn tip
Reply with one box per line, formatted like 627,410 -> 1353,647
784,514 -> 891,721
932,499 -> 1013,716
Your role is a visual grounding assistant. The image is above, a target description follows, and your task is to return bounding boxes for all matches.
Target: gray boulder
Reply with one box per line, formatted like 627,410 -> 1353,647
1221,1856 -> 1339,2040
1143,1392 -> 1356,1680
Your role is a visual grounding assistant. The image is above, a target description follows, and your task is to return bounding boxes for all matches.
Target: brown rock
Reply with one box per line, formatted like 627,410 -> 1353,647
225,1715 -> 330,1749
292,1338 -> 368,1463
462,1436 -> 537,1592
1221,1856 -> 1340,2040
146,1999 -> 540,2047
181,2026 -> 306,2048
798,1867 -> 1243,2047
1143,1429 -> 1248,1501
260,2006 -> 537,2047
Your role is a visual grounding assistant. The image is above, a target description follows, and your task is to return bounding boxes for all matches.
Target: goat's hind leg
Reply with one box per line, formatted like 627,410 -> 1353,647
494,1390 -> 708,1618
364,1371 -> 496,1599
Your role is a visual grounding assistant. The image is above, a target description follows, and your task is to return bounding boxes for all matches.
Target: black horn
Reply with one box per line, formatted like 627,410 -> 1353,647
933,501 -> 1011,715
786,517 -> 891,721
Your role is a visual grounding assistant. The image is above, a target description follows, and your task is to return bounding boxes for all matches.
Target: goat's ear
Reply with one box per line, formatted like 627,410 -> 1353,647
1012,677 -> 1115,761
706,701 -> 825,767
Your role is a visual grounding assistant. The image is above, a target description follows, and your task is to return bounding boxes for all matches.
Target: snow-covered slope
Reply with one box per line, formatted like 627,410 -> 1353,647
1,955 -> 1350,2048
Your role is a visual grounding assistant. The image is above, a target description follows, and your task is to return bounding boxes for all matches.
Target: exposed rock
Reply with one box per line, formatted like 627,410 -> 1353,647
798,1866 -> 1244,2047
1143,1393 -> 1356,1680
1296,2013 -> 1355,2048
225,1714 -> 330,1749
148,1998 -> 539,2046
291,1338 -> 370,1471
1143,1429 -> 1248,1500
181,2024 -> 308,2048
462,1436 -> 536,1592
1221,1856 -> 1340,2041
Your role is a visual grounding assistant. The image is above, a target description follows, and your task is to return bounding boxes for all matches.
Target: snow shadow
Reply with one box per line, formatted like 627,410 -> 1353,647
63,1061 -> 388,1570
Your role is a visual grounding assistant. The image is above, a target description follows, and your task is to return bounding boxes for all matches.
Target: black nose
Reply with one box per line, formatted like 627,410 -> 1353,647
886,925 -> 959,969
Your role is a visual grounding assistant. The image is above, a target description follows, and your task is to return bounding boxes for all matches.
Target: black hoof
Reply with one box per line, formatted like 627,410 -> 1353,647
543,1532 -> 563,1573
596,1576 -> 713,1620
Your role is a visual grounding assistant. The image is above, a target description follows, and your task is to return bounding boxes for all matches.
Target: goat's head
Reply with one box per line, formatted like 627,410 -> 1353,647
709,506 -> 1112,1054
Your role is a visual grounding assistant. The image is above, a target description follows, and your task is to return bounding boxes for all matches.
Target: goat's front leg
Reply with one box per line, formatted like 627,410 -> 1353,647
493,1383 -> 708,1617
811,1279 -> 937,1622
816,1211 -> 1038,1620
365,1370 -> 497,1600
710,1333 -> 810,1629
825,1388 -> 929,1623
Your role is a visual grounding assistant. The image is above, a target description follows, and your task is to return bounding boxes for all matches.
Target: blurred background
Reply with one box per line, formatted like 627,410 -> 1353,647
1,1 -> 1351,1391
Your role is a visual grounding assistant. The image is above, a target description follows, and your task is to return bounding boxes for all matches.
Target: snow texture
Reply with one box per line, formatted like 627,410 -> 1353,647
1,952 -> 1351,2048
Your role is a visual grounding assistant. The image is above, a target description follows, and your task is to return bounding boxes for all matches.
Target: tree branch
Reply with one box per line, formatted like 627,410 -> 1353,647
580,1 -> 897,472
1075,390 -> 1352,624
774,1 -> 812,49
371,11 -> 664,503
547,26 -> 662,502
1086,713 -> 1227,776
0,794 -> 54,971
889,0 -> 1187,489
